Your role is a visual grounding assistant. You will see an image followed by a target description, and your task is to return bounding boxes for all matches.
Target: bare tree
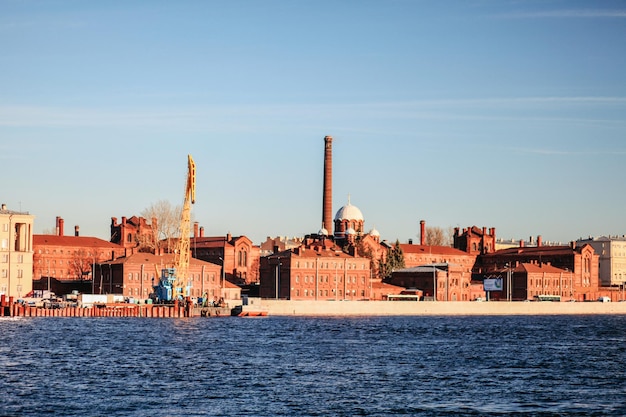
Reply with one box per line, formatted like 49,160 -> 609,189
69,249 -> 94,280
140,200 -> 183,253
423,226 -> 454,246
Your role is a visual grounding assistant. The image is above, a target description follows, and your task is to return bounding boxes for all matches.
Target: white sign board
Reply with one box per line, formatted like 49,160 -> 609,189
483,278 -> 503,292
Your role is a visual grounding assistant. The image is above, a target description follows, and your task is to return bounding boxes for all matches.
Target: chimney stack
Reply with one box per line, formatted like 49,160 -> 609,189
322,136 -> 333,234
537,235 -> 542,247
200,226 -> 204,238
74,225 -> 79,237
194,222 -> 199,238
420,220 -> 426,245
59,218 -> 65,236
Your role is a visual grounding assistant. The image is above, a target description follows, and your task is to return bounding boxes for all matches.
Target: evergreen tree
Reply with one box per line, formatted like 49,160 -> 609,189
380,240 -> 405,280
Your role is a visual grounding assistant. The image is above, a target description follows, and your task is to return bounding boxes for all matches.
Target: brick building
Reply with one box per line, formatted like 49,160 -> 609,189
33,217 -> 125,295
259,236 -> 373,300
0,204 -> 34,298
189,227 -> 260,285
453,225 -> 497,255
95,252 -> 228,301
475,241 -> 600,301
110,216 -> 157,251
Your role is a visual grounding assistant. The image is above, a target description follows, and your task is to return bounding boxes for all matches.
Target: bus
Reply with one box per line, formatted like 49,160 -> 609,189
387,289 -> 423,301
534,294 -> 561,302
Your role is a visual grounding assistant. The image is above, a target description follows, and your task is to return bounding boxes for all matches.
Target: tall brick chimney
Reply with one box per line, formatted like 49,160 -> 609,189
194,222 -> 199,238
420,220 -> 426,245
537,235 -> 542,247
322,136 -> 333,233
58,218 -> 64,236
74,225 -> 79,237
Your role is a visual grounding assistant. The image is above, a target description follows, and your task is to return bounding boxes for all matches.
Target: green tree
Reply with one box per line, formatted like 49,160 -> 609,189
380,240 -> 405,280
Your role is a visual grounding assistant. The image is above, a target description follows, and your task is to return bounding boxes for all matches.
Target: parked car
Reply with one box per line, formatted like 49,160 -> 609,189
598,296 -> 611,303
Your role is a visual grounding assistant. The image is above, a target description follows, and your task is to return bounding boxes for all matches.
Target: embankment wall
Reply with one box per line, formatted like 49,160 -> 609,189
250,300 -> 626,316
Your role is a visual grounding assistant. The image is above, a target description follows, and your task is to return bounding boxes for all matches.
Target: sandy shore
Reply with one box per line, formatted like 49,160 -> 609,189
244,299 -> 626,316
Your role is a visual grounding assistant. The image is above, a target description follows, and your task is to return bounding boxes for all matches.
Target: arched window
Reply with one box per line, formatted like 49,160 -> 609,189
127,233 -> 133,243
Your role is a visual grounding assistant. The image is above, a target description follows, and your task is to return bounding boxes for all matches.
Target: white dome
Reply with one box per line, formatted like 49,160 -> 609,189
319,228 -> 329,236
369,228 -> 380,237
334,202 -> 364,222
346,227 -> 356,235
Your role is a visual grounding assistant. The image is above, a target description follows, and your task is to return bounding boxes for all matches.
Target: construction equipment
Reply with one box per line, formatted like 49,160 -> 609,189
153,154 -> 196,302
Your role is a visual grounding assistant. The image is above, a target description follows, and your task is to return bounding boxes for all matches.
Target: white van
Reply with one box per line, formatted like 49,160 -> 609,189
598,296 -> 611,303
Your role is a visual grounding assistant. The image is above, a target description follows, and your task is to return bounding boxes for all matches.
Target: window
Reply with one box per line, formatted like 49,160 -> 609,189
1,270 -> 6,278
17,270 -> 23,278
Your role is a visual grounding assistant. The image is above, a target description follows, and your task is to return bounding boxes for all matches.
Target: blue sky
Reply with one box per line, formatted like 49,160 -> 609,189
1,0 -> 625,245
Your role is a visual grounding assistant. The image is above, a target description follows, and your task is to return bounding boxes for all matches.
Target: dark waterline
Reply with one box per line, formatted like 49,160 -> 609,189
1,315 -> 625,416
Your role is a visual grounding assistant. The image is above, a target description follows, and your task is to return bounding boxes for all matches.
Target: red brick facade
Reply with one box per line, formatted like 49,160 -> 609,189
95,253 -> 224,300
260,237 -> 373,300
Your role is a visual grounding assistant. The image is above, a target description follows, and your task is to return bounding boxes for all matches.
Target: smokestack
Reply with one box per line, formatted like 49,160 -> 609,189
194,222 -> 199,238
322,136 -> 333,233
59,218 -> 65,236
56,216 -> 60,236
200,226 -> 204,238
74,225 -> 79,237
420,220 -> 426,245
537,235 -> 542,247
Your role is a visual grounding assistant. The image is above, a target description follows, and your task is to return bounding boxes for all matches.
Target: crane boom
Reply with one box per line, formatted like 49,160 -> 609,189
172,154 -> 196,300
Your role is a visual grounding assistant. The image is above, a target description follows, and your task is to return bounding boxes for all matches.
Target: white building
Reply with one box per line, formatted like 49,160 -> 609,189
577,236 -> 626,287
0,203 -> 35,298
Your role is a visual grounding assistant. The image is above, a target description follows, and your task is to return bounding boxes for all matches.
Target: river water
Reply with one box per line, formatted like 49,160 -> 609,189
1,315 -> 625,416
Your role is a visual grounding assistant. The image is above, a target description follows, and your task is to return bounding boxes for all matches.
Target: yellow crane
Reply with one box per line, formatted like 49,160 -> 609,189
154,154 -> 196,303
171,154 -> 196,300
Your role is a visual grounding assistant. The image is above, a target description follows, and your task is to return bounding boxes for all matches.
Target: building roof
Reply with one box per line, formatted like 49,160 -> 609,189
519,262 -> 569,274
395,263 -> 453,274
371,280 -> 404,291
334,201 -> 364,222
399,244 -> 471,257
34,234 -> 123,249
98,252 -> 220,267
267,247 -> 357,260
485,244 -> 589,258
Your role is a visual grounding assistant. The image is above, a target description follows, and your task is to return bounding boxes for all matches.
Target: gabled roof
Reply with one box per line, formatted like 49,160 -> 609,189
99,252 -> 220,267
371,280 -> 404,291
519,262 -> 568,274
394,263 -> 452,274
399,244 -> 471,257
34,234 -> 123,249
486,244 -> 591,258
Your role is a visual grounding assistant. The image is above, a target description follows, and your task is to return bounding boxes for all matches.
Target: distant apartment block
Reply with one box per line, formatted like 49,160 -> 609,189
33,216 -> 126,295
0,204 -> 34,298
577,235 -> 626,287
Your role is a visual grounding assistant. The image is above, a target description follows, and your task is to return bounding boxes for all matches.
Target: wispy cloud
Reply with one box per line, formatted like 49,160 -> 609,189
492,9 -> 626,19
512,147 -> 626,156
0,95 -> 624,130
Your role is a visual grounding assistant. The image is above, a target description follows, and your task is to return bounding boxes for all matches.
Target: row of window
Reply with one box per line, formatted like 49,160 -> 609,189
295,275 -> 367,284
294,261 -> 368,270
294,289 -> 366,297
1,254 -> 25,263
1,269 -> 24,278
125,272 -> 218,282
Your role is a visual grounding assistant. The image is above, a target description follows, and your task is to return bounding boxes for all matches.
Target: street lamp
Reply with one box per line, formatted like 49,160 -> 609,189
505,263 -> 512,302
433,265 -> 437,302
218,257 -> 225,300
275,257 -> 281,299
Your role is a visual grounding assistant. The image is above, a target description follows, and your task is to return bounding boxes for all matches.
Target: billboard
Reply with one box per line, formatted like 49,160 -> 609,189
483,277 -> 503,292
